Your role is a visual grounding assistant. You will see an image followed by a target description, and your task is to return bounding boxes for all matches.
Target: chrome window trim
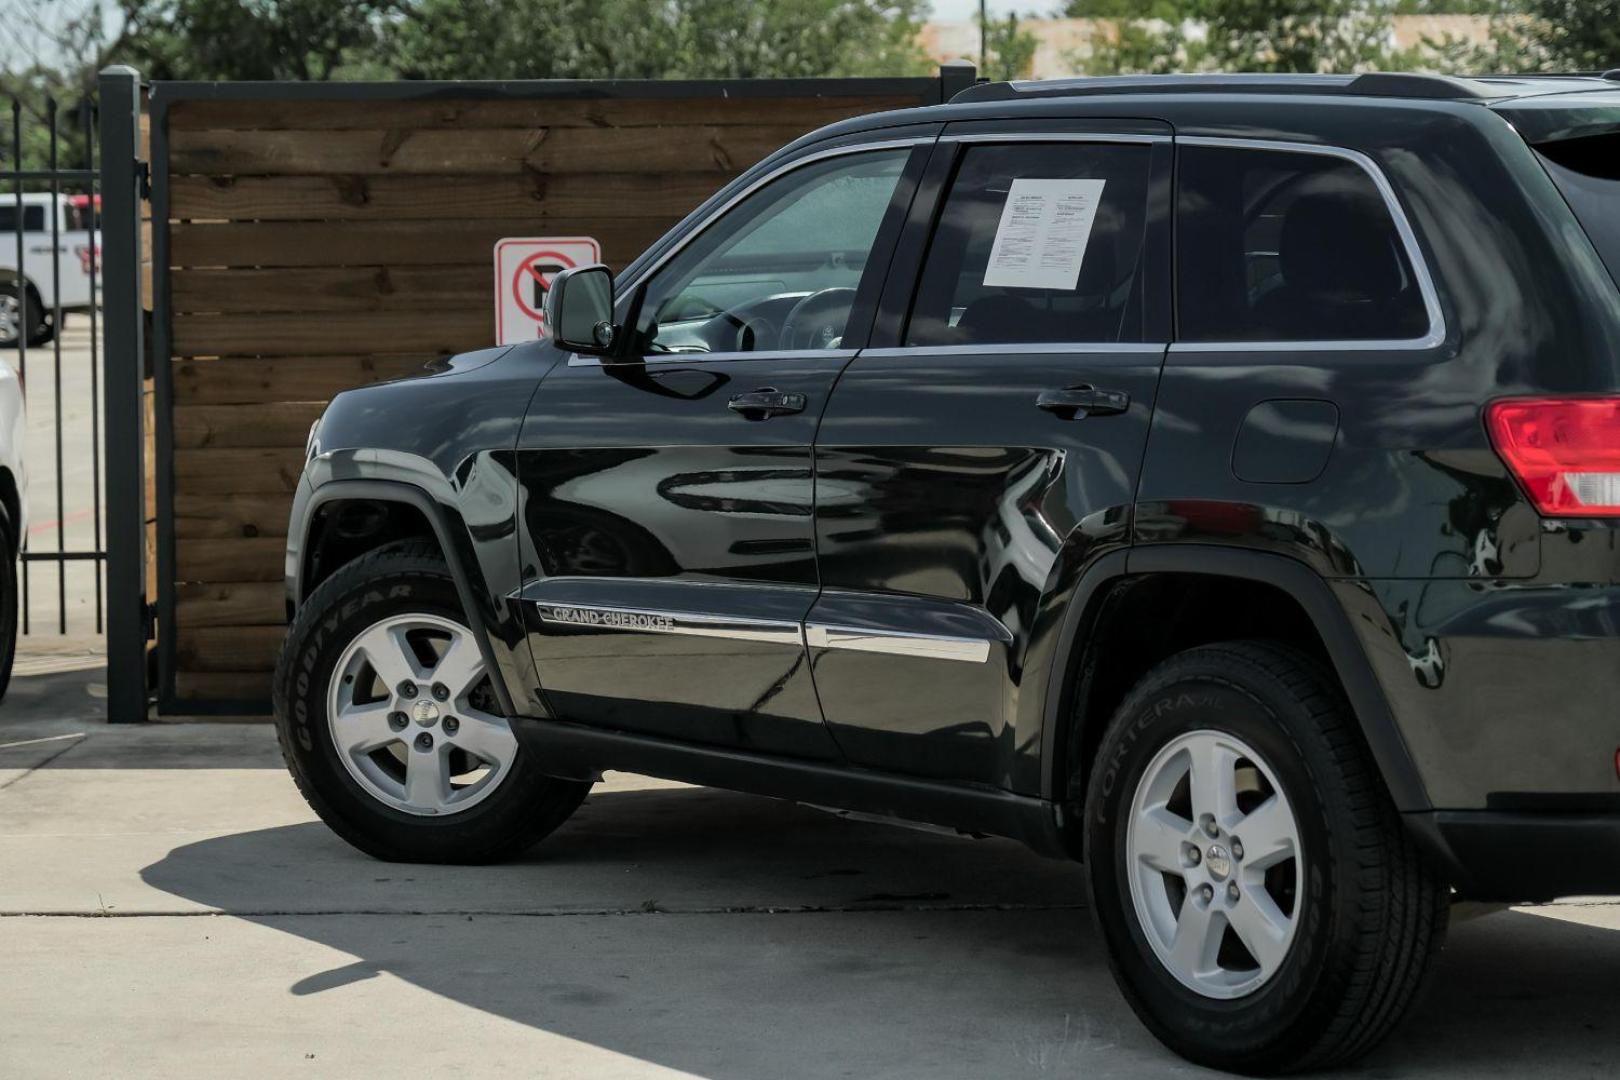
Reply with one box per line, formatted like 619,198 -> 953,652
860,342 -> 1168,359
805,624 -> 992,664
1171,135 -> 1447,353
942,132 -> 1168,146
536,602 -> 804,647
567,347 -> 856,369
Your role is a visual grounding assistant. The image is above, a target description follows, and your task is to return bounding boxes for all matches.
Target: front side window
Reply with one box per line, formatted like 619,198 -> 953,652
631,149 -> 908,356
906,141 -> 1154,347
1177,145 -> 1432,344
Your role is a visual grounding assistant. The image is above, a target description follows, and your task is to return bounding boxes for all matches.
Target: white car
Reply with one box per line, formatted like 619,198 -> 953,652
0,356 -> 22,699
1,193 -> 99,348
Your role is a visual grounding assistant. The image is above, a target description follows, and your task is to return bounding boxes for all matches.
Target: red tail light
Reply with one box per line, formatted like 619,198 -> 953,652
1485,397 -> 1620,517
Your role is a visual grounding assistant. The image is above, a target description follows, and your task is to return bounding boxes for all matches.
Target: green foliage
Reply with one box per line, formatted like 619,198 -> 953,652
116,0 -> 400,81
1519,0 -> 1620,70
980,12 -> 1040,81
375,0 -> 930,81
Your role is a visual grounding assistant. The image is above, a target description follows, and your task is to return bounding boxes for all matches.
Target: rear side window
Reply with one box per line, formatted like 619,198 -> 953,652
1535,134 -> 1620,290
1177,145 -> 1432,344
0,205 -> 47,233
905,141 -> 1154,347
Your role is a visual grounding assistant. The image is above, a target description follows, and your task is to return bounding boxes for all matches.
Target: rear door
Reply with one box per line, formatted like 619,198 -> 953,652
808,119 -> 1173,786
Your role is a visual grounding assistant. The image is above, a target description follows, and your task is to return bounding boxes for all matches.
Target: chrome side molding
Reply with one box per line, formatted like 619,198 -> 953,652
805,624 -> 992,664
536,603 -> 804,647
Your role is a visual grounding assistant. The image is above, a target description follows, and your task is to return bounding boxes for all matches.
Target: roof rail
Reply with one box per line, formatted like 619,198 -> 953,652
948,72 -> 1493,105
1344,72 -> 1488,100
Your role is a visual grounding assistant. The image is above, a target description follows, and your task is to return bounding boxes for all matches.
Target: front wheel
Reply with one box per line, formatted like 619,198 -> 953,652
1084,641 -> 1447,1074
273,541 -> 589,863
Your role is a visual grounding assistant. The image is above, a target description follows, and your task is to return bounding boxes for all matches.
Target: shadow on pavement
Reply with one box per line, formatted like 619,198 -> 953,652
137,783 -> 1620,1079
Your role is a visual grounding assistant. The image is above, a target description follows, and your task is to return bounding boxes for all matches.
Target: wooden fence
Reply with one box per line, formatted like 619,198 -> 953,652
148,69 -> 969,711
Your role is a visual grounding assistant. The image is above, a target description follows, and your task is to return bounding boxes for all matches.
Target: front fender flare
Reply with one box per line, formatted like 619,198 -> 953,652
289,475 -> 518,718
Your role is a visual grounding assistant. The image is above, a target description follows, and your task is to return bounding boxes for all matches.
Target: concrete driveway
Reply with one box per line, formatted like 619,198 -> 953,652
2,650 -> 1618,1079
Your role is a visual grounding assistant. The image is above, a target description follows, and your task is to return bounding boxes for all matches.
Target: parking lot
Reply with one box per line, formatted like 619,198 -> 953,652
1,647 -> 1618,1079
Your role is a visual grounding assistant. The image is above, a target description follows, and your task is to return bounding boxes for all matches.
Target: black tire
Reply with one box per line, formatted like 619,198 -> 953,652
1084,641 -> 1447,1075
273,540 -> 590,863
0,515 -> 14,705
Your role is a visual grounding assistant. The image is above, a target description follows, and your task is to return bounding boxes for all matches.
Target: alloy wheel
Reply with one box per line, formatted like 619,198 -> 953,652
1125,728 -> 1303,999
326,613 -> 517,816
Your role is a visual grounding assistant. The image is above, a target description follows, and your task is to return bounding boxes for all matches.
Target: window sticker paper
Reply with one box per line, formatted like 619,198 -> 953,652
982,178 -> 1107,291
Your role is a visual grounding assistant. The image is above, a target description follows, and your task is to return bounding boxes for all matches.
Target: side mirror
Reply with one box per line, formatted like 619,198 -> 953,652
543,264 -> 617,354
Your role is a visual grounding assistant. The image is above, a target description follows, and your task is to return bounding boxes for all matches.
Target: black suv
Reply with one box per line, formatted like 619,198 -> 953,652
275,72 -> 1620,1073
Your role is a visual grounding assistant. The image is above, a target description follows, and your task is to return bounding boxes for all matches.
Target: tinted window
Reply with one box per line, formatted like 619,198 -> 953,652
0,205 -> 47,233
634,149 -> 907,355
1177,146 -> 1431,343
906,142 -> 1153,347
1536,134 -> 1620,290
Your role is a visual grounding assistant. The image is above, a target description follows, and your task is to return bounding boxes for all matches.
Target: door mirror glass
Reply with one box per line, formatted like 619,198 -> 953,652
544,264 -> 617,354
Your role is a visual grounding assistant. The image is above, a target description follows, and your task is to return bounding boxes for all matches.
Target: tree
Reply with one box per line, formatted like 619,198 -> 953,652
386,0 -> 932,81
980,12 -> 1040,81
1518,0 -> 1620,70
115,0 -> 400,81
1077,0 -> 1419,75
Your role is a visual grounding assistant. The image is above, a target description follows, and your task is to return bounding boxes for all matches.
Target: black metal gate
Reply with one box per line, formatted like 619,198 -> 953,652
4,93 -> 108,638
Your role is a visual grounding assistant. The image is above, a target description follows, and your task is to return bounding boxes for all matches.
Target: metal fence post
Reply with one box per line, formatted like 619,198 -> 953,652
98,66 -> 149,722
939,59 -> 978,104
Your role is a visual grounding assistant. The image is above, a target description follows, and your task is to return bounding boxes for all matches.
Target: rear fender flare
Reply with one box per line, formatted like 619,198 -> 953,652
1039,544 -> 1432,815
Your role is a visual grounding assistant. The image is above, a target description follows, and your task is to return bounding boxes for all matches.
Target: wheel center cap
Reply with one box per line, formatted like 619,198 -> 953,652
1205,844 -> 1232,880
411,699 -> 440,727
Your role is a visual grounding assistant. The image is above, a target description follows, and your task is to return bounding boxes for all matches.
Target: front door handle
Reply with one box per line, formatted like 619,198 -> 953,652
1036,385 -> 1130,420
728,387 -> 806,421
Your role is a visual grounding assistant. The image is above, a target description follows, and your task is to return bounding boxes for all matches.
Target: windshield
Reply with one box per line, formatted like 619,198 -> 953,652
1535,132 -> 1620,290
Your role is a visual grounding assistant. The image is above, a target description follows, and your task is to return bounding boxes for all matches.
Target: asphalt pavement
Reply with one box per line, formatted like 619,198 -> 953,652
2,648 -> 1619,1080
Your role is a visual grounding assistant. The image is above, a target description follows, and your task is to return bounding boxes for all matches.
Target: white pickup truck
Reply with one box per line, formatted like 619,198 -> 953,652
1,193 -> 99,348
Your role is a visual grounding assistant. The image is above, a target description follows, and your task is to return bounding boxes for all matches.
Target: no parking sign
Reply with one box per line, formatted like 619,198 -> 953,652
493,236 -> 602,345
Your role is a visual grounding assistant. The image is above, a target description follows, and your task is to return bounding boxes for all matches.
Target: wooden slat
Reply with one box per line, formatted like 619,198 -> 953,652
175,582 -> 286,627
175,448 -> 305,494
172,266 -> 488,314
174,309 -> 490,357
174,671 -> 274,705
173,355 -> 434,404
169,218 -> 672,268
175,627 -> 286,673
177,537 -> 287,583
175,493 -> 293,539
168,126 -> 803,176
169,173 -> 728,222
173,402 -> 325,448
165,95 -> 923,132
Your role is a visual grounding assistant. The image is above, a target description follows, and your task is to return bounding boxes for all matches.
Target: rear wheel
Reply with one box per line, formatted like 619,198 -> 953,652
1084,641 -> 1447,1074
273,541 -> 590,862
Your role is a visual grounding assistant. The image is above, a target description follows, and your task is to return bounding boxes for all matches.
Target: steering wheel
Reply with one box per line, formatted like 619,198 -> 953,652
779,287 -> 857,351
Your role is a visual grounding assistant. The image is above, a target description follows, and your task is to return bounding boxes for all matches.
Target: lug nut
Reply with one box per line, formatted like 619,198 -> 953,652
415,732 -> 433,751
1227,882 -> 1240,903
388,712 -> 408,731
1200,884 -> 1214,904
399,682 -> 419,699
1187,845 -> 1201,866
1203,818 -> 1219,838
432,683 -> 450,702
443,716 -> 459,735
1231,839 -> 1244,861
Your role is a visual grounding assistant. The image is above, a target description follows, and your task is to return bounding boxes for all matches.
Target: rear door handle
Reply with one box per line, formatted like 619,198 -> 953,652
1036,385 -> 1130,420
728,387 -> 806,421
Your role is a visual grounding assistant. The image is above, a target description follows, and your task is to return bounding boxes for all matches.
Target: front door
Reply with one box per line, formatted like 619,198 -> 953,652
517,137 -> 927,759
809,121 -> 1173,785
